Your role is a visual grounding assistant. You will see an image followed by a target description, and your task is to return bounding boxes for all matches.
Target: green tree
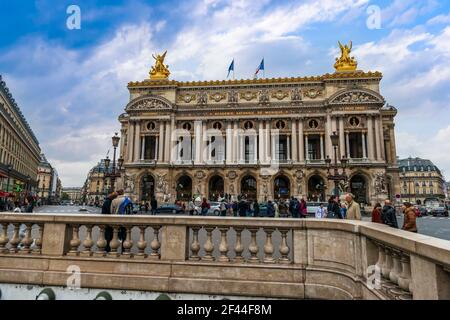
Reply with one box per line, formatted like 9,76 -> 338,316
61,193 -> 70,201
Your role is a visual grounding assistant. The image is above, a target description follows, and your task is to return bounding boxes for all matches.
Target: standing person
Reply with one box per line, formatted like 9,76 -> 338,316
273,200 -> 280,218
201,198 -> 210,216
345,193 -> 361,220
327,196 -> 342,219
24,195 -> 35,213
220,200 -> 227,217
267,200 -> 275,218
188,199 -> 195,216
315,203 -> 327,218
102,192 -> 117,252
144,202 -> 149,213
299,198 -> 307,218
381,200 -> 398,228
402,202 -> 417,233
238,198 -> 247,217
110,189 -> 132,251
289,197 -> 298,218
253,199 -> 260,217
371,203 -> 383,224
340,202 -> 348,219
150,196 -> 158,215
232,201 -> 238,217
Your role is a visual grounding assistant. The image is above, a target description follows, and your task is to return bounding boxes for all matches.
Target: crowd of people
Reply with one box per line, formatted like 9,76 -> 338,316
0,194 -> 36,213
371,200 -> 417,233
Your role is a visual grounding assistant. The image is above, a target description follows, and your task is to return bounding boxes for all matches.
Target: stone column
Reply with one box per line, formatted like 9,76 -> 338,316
265,120 -> 271,163
155,137 -> 158,161
325,113 -> 332,160
379,115 -> 385,161
320,134 -> 324,160
367,116 -> 375,160
127,121 -> 134,162
374,116 -> 382,161
140,136 -> 145,160
202,122 -> 207,164
258,120 -> 264,163
287,136 -> 291,161
194,121 -> 202,164
339,117 -> 345,159
389,125 -> 397,165
170,116 -> 176,163
233,121 -> 238,163
164,121 -> 171,163
346,133 -> 350,158
291,120 -> 297,162
226,121 -> 232,164
253,133 -> 258,164
158,122 -> 164,162
134,121 -> 141,162
362,132 -> 367,159
298,119 -> 304,161
305,135 -> 309,161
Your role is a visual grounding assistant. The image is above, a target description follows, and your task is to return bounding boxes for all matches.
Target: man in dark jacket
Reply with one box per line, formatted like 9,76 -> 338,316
381,200 -> 398,228
101,192 -> 117,252
150,197 -> 158,215
327,196 -> 343,219
238,199 -> 248,217
289,197 -> 298,218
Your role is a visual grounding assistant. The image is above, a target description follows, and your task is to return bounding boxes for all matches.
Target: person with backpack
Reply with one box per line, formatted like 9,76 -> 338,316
110,189 -> 132,251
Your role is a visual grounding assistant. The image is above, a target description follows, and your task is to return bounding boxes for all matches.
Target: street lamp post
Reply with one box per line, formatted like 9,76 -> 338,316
325,132 -> 348,199
103,133 -> 123,194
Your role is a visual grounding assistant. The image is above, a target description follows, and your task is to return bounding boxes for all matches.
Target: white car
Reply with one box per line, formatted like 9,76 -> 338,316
208,202 -> 221,216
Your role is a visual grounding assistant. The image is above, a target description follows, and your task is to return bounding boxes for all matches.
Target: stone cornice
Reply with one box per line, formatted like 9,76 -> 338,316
127,71 -> 383,89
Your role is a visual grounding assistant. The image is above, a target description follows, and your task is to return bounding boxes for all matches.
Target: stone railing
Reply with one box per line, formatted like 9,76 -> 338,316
0,213 -> 449,300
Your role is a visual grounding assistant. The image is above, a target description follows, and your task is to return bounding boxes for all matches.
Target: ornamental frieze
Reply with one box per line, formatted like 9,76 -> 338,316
125,95 -> 173,112
303,88 -> 323,99
177,93 -> 196,103
209,92 -> 226,102
271,90 -> 289,100
329,89 -> 384,105
240,91 -> 257,101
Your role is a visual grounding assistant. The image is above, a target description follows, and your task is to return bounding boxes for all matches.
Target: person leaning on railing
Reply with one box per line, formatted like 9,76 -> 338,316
101,192 -> 118,252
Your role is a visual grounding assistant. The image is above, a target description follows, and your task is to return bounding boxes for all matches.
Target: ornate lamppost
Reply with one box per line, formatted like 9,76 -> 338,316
103,156 -> 110,196
103,133 -> 124,194
325,132 -> 349,199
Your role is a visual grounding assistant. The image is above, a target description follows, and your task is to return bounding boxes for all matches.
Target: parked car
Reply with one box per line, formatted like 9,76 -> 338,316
306,202 -> 327,216
207,202 -> 221,216
418,206 -> 429,217
155,204 -> 185,215
430,205 -> 449,217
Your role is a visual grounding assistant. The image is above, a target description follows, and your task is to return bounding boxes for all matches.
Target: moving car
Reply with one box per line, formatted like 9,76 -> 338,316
155,204 -> 185,215
430,204 -> 449,217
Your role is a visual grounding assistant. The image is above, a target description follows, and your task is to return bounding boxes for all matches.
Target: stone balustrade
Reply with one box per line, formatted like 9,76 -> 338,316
0,213 -> 449,300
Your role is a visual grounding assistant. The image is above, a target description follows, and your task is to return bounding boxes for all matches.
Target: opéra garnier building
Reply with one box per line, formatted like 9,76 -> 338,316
118,42 -> 400,206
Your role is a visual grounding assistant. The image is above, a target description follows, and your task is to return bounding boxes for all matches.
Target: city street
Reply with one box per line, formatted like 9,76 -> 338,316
26,205 -> 450,242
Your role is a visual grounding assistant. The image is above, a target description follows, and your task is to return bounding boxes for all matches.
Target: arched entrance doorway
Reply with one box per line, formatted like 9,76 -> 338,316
141,174 -> 155,202
307,175 -> 326,202
350,174 -> 368,205
240,175 -> 257,200
176,175 -> 192,201
274,175 -> 290,200
208,175 -> 224,201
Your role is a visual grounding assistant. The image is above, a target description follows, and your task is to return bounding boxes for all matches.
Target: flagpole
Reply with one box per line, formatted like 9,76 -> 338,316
263,57 -> 265,79
233,58 -> 235,80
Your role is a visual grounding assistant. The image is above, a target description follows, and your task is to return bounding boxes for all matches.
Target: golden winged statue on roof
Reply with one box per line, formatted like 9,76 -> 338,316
150,50 -> 170,80
334,41 -> 358,72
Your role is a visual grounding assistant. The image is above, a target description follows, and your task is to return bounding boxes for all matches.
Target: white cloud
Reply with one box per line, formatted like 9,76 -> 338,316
427,12 -> 450,25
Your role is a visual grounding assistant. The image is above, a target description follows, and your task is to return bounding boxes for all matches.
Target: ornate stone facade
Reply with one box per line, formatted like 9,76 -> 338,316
118,64 -> 400,206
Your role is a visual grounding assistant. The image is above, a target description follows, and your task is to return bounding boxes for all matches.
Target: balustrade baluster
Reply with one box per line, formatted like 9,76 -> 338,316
32,224 -> 43,254
9,224 -> 20,253
202,227 -> 215,261
150,226 -> 161,259
218,227 -> 229,262
263,229 -> 275,263
108,227 -> 120,257
389,250 -> 402,285
81,225 -> 94,256
95,226 -> 107,257
233,228 -> 244,263
19,224 -> 33,254
122,226 -> 133,257
136,226 -> 147,259
190,227 -> 201,261
381,247 -> 393,280
375,242 -> 385,271
0,223 -> 9,254
67,225 -> 81,256
398,253 -> 413,294
248,228 -> 260,263
278,229 -> 290,263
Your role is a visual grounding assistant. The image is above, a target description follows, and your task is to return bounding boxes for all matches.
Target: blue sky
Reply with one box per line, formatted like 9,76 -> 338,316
0,0 -> 449,186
